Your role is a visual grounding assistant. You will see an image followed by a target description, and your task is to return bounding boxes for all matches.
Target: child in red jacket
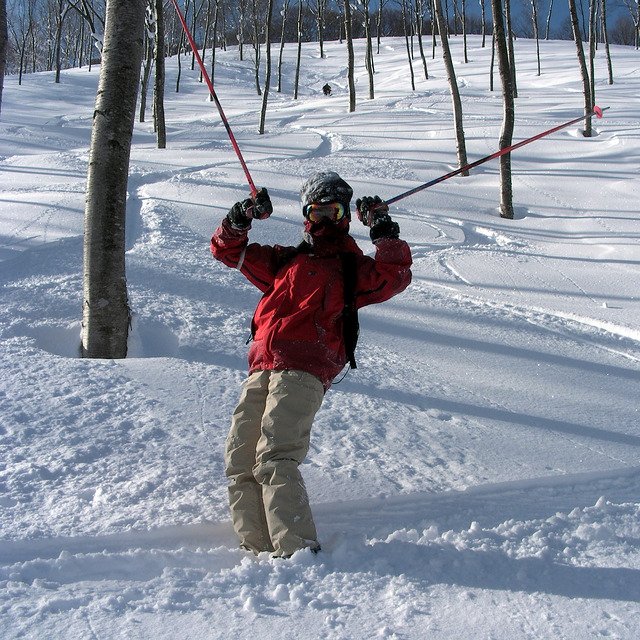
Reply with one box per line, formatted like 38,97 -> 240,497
211,171 -> 411,557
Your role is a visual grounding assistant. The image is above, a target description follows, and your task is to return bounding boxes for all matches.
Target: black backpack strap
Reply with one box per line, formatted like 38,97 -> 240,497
340,252 -> 359,370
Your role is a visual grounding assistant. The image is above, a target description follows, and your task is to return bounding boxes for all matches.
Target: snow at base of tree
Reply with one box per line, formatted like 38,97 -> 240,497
1,36 -> 639,639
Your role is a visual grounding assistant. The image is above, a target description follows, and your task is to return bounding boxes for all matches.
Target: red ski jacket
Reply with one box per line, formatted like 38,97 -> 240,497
211,218 -> 412,390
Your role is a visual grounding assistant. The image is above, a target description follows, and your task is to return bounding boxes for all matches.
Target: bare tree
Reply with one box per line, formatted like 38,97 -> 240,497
199,0 -> 215,80
461,0 -> 469,62
153,0 -> 166,148
400,0 -> 416,90
294,0 -> 303,99
504,0 -> 517,98
53,0 -> 73,82
489,30 -> 495,90
175,28 -> 186,91
608,13 -> 635,46
431,0 -> 437,58
0,0 -> 6,117
208,0 -> 221,86
620,0 -> 639,48
530,0 -> 541,75
277,0 -> 291,92
251,0 -> 262,95
415,0 -> 429,77
344,0 -> 356,112
434,0 -> 468,174
236,0 -> 248,60
139,6 -> 154,122
65,0 -> 106,54
310,0 -> 328,57
356,0 -> 376,98
82,0 -> 146,358
600,0 -> 613,84
174,0 -> 189,92
588,0 -> 597,114
8,0 -> 36,84
189,0 -> 205,71
258,0 -> 274,134
568,0 -> 594,136
451,0 -> 460,35
545,0 -> 554,39
490,0 -> 515,219
376,0 -> 390,53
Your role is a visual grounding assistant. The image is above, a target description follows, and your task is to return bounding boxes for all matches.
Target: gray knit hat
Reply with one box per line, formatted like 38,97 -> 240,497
300,171 -> 353,212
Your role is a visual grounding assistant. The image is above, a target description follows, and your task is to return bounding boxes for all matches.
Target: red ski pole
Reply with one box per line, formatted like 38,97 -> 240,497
383,106 -> 608,208
170,0 -> 258,198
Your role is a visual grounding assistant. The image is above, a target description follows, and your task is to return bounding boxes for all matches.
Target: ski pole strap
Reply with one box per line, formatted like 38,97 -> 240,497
384,106 -> 608,208
170,0 -> 257,198
341,252 -> 359,370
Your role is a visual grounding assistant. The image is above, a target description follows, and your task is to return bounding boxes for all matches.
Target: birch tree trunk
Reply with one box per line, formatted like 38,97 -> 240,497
531,0 -> 541,75
545,0 -> 554,39
209,0 -> 220,89
415,0 -> 429,79
491,0 -> 515,219
139,20 -> 154,123
153,0 -> 166,148
600,0 -> 613,84
402,0 -> 415,91
461,0 -> 469,63
54,1 -> 72,83
490,31 -> 495,91
344,0 -> 356,112
294,0 -> 302,99
505,0 -> 517,98
362,0 -> 375,99
588,0 -> 597,115
258,0 -> 273,134
82,0 -> 146,358
434,0 -> 468,174
0,0 -> 7,117
568,0 -> 593,136
251,0 -> 261,96
313,0 -> 327,58
277,0 -> 290,92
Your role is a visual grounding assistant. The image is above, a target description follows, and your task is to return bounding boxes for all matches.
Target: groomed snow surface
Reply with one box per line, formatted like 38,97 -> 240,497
1,36 -> 639,639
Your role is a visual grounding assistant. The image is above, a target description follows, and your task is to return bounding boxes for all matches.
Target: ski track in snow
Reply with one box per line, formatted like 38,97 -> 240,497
1,36 -> 640,639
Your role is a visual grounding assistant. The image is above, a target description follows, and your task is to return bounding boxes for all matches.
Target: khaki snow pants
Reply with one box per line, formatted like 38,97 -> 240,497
225,369 -> 325,556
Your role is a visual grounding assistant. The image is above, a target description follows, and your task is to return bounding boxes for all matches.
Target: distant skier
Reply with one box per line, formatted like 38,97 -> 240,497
323,83 -> 332,96
210,171 -> 412,557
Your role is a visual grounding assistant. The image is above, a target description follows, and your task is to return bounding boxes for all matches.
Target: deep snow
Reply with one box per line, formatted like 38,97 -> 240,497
1,34 -> 639,639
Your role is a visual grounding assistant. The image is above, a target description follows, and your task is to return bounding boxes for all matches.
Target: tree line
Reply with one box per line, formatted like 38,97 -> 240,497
3,0 -> 639,81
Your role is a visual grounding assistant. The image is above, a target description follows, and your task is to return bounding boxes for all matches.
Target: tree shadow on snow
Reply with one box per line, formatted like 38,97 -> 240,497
341,380 -> 640,449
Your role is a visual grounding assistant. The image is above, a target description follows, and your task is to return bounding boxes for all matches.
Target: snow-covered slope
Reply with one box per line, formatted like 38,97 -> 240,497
1,35 -> 639,639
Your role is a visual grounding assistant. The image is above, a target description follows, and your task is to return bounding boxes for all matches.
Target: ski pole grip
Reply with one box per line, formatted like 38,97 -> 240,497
245,188 -> 272,220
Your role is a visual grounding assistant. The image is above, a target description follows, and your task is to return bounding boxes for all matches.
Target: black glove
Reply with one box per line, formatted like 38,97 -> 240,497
226,188 -> 273,229
369,213 -> 400,243
250,187 -> 273,220
355,195 -> 388,227
356,195 -> 399,243
227,198 -> 253,230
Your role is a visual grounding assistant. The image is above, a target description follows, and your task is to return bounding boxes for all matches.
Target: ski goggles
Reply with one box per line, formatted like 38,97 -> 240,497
304,202 -> 347,223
